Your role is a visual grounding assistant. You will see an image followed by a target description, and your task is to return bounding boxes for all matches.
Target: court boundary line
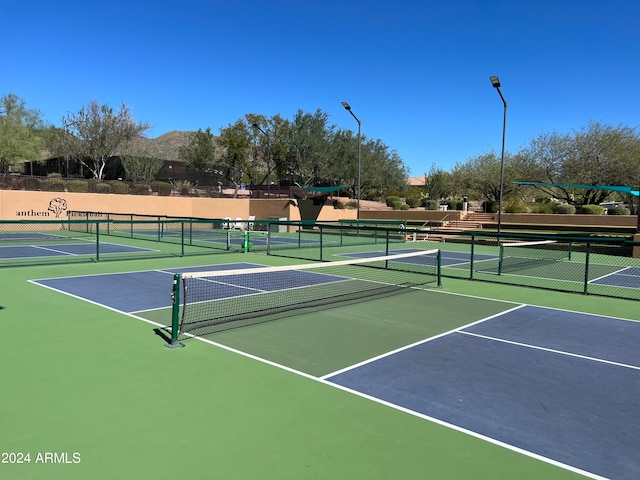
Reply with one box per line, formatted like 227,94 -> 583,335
27,268 -> 629,480
159,306 -> 606,480
318,304 -> 527,380
458,330 -> 640,371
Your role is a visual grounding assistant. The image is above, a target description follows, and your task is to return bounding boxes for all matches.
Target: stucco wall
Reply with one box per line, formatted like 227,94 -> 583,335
0,190 -> 356,223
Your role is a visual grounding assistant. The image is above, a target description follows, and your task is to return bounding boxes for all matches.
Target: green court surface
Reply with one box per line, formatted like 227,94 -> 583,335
2,252 -> 637,479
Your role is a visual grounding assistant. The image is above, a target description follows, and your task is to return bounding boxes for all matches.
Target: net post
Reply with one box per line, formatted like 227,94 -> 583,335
243,231 -> 249,253
165,274 -> 185,348
436,249 -> 442,288
497,242 -> 504,275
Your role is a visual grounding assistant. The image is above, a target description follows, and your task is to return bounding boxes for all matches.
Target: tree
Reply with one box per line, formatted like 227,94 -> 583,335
217,120 -> 253,193
452,152 -> 508,203
55,100 -> 151,180
517,122 -> 640,205
424,163 -> 450,202
283,109 -> 334,187
178,127 -> 221,184
119,138 -> 165,184
0,94 -> 46,173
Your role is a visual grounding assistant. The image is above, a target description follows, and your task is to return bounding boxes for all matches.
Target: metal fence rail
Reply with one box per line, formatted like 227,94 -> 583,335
267,223 -> 640,302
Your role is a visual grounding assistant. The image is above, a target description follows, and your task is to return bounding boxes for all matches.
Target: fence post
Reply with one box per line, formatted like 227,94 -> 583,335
583,243 -> 590,295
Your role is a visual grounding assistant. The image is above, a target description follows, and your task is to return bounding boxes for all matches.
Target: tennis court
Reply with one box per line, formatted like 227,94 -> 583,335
23,250 -> 640,480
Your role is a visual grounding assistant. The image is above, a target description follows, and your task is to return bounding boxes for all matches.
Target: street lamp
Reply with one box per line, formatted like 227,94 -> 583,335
341,101 -> 361,221
490,75 -> 507,241
252,123 -> 271,197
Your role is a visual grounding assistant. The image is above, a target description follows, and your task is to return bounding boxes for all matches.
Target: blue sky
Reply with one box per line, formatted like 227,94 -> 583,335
4,0 -> 640,175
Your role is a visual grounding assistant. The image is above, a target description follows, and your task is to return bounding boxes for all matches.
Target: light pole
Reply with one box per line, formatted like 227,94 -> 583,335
252,123 -> 271,197
490,76 -> 507,240
341,101 -> 361,221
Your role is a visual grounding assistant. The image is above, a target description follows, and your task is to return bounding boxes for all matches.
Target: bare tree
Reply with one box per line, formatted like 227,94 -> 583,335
57,100 -> 151,180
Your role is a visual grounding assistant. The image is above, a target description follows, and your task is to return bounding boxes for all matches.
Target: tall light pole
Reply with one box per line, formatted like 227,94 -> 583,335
341,101 -> 361,221
490,75 -> 507,241
252,123 -> 271,197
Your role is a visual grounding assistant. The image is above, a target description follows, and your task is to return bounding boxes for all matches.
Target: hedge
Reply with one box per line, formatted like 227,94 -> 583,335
66,180 -> 89,193
553,204 -> 576,214
41,178 -> 66,192
608,206 -> 631,215
110,181 -> 130,194
576,204 -> 605,215
95,183 -> 112,194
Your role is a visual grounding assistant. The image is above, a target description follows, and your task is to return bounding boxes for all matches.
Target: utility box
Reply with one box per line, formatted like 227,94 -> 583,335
268,216 -> 288,233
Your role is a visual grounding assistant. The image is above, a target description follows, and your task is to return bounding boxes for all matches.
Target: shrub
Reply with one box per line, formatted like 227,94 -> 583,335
405,194 -> 422,208
446,200 -> 463,210
24,177 -> 42,190
344,200 -> 358,209
95,183 -> 111,194
151,182 -> 173,197
391,200 -> 404,210
386,196 -> 401,208
399,203 -> 410,210
132,184 -> 151,195
11,177 -> 24,190
482,201 -> 498,213
504,197 -> 529,213
156,183 -> 173,196
421,199 -> 439,210
110,181 -> 129,194
41,178 -> 66,192
530,202 -> 554,213
576,204 -> 605,215
608,206 -> 631,215
176,180 -> 192,196
66,180 -> 89,193
552,203 -> 576,214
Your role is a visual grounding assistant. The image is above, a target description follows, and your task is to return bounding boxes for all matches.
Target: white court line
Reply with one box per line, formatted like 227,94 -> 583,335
28,272 -> 620,480
319,304 -> 528,380
458,330 -> 640,371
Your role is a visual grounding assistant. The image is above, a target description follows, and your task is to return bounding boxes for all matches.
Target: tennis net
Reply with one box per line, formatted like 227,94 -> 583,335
167,249 -> 441,343
498,240 -> 572,274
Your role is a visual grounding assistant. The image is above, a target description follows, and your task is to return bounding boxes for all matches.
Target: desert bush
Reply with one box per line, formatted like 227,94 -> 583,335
131,184 -> 151,195
576,204 -> 605,215
24,177 -> 42,190
386,196 -> 401,208
95,183 -> 111,194
66,180 -> 89,193
608,206 -> 631,215
552,203 -> 576,214
110,181 -> 130,194
41,178 -> 66,192
421,199 -> 439,210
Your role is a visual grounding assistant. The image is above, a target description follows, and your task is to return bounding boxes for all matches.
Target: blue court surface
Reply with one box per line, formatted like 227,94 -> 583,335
31,261 -> 640,479
589,266 -> 640,289
0,242 -> 155,259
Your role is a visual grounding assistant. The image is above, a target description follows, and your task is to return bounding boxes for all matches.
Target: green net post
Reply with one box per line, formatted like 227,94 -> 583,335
244,231 -> 250,253
165,274 -> 185,348
497,243 -> 504,275
437,249 -> 442,288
